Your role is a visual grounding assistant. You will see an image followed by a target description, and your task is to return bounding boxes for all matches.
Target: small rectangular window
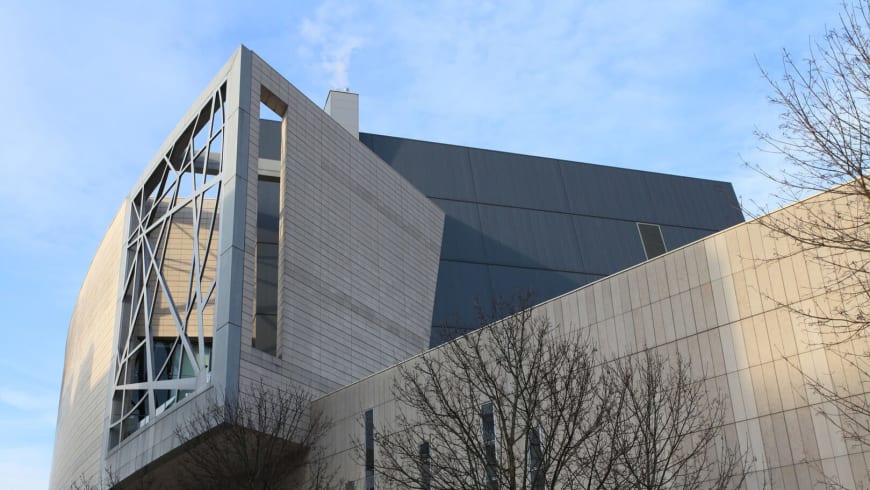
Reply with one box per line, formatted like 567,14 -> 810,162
365,409 -> 375,490
345,481 -> 355,490
481,402 -> 498,489
637,223 -> 667,259
419,441 -> 431,490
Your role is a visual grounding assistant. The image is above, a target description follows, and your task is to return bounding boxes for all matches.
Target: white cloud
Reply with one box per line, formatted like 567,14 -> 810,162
348,1 -> 723,160
300,1 -> 365,90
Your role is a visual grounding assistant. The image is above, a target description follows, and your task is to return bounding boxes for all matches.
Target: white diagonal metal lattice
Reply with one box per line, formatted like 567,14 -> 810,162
109,84 -> 226,448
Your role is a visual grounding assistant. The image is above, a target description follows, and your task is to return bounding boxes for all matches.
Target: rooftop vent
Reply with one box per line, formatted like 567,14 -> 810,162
324,89 -> 359,138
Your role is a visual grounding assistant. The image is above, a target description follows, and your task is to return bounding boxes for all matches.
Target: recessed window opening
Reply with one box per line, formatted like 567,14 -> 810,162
637,222 -> 667,259
419,441 -> 431,490
253,88 -> 286,355
528,428 -> 544,490
481,401 -> 498,489
253,176 -> 279,354
365,409 -> 375,490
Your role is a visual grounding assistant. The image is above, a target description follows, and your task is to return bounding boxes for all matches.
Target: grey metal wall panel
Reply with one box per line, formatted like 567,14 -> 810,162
430,198 -> 487,263
358,133 -> 477,201
477,204 -> 585,272
487,265 -> 600,307
642,173 -> 743,230
560,163 -> 658,222
559,163 -> 744,230
660,225 -> 713,250
429,262 -> 600,345
430,261 -> 493,330
572,215 -> 647,274
468,149 -> 570,212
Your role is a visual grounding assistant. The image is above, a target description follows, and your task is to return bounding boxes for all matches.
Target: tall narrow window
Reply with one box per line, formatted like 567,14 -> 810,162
528,428 -> 544,490
419,441 -> 431,490
637,223 -> 667,259
481,401 -> 498,489
253,176 -> 279,354
365,409 -> 375,490
253,92 -> 285,355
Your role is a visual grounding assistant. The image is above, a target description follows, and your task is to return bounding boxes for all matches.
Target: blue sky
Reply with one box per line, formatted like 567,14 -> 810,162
0,1 -> 843,487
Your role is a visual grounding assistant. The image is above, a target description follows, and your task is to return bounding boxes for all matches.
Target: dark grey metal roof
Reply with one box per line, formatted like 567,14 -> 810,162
358,132 -> 744,346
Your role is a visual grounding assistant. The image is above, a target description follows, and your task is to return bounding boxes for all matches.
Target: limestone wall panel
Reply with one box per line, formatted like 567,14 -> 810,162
50,206 -> 125,489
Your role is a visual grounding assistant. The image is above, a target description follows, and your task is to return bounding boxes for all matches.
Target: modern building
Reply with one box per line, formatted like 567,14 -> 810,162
49,46 -> 868,489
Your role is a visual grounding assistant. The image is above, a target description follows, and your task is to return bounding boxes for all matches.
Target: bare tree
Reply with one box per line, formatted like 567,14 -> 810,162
173,380 -> 335,490
606,352 -> 751,490
370,294 -> 752,489
753,0 -> 870,465
68,474 -> 104,490
753,0 -> 870,340
66,466 -> 131,490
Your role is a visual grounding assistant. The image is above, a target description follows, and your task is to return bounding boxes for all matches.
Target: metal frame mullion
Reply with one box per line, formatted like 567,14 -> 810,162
117,378 -> 197,392
142,263 -> 157,419
191,193 -> 207,371
199,184 -> 220,273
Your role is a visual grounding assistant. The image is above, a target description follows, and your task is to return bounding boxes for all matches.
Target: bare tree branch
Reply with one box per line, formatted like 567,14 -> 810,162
173,380 -> 336,490
369,293 -> 753,489
606,352 -> 752,490
752,2 -> 870,487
